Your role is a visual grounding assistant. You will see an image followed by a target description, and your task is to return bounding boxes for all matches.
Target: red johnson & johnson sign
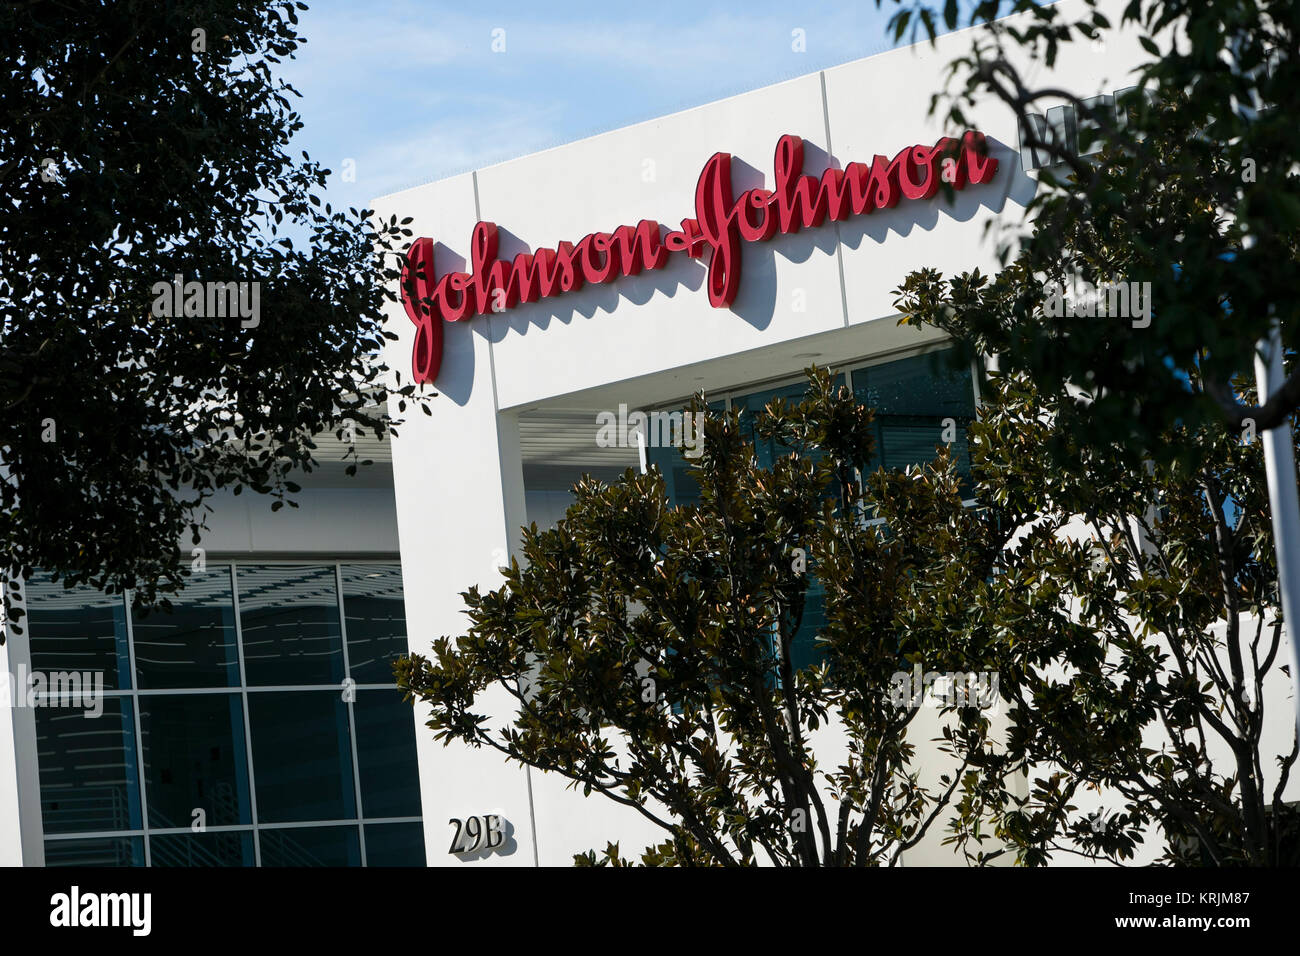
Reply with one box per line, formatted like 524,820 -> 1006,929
401,131 -> 998,383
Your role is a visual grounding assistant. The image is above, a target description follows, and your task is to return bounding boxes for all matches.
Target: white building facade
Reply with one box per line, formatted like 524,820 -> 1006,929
370,0 -> 1191,866
5,0 -> 1290,867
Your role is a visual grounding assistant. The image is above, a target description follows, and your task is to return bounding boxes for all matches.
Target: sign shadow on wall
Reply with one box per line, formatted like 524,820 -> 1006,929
449,816 -> 520,863
485,225 -> 707,340
433,134 -> 1032,404
835,136 -> 1034,252
431,242 -> 476,406
727,153 -> 840,332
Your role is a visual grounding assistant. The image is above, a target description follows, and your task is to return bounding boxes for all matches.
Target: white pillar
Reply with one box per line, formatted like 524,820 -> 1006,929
0,580 -> 45,866
1253,323 -> 1300,744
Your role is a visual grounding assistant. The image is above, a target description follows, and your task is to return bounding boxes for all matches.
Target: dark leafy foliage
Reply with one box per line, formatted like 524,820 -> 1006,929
399,370 -> 1008,866
0,1 -> 430,632
949,376 -> 1300,865
879,0 -> 1300,453
400,364 -> 1300,865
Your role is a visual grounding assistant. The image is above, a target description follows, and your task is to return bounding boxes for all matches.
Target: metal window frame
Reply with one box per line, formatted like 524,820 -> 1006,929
32,559 -> 422,867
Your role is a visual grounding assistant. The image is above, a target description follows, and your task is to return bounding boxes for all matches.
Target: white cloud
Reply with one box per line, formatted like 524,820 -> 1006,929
361,101 -> 568,199
277,0 -> 898,206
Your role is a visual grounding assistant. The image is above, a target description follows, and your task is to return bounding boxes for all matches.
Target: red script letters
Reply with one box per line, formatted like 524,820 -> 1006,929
401,131 -> 998,383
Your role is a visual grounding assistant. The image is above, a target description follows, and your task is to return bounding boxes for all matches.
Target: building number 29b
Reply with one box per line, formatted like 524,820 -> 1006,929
448,814 -> 505,854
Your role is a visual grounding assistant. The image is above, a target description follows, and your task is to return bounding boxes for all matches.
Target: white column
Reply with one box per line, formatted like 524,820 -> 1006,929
0,580 -> 45,866
1253,323 -> 1300,745
388,306 -> 537,866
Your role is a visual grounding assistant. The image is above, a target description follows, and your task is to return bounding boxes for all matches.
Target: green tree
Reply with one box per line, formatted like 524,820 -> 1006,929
400,358 -> 1300,866
935,374 -> 1300,866
398,370 -> 1009,866
0,0 -> 426,636
397,0 -> 1300,867
877,0 -> 1300,447
874,0 -> 1300,864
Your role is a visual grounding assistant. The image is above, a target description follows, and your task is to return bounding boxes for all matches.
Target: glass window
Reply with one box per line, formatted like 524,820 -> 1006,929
790,587 -> 828,674
353,689 -> 422,819
732,378 -> 843,471
35,697 -> 142,834
341,565 -> 408,684
132,568 -> 239,689
259,825 -> 361,866
25,561 -> 421,866
851,351 -> 976,480
731,375 -> 852,530
140,693 -> 252,829
649,354 -> 976,675
25,573 -> 131,690
365,822 -> 427,866
149,831 -> 255,867
237,566 -> 345,686
645,399 -> 724,507
45,836 -> 145,867
247,691 -> 355,823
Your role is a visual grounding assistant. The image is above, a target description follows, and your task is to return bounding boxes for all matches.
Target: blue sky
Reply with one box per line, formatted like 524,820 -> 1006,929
276,0 -> 977,215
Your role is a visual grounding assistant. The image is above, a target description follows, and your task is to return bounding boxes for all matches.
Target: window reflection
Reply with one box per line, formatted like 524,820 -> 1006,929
25,573 -> 131,690
36,698 -> 142,834
365,822 -> 426,866
132,568 -> 239,689
247,691 -> 355,823
237,566 -> 344,686
150,831 -> 255,867
341,565 -> 408,684
140,693 -> 252,828
354,689 -> 422,819
44,836 -> 144,867
851,351 -> 976,481
26,562 -> 425,866
259,825 -> 360,866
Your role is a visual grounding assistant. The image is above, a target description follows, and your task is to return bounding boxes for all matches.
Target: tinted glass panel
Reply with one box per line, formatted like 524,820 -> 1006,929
341,565 -> 407,684
132,568 -> 239,688
247,691 -> 355,823
730,379 -> 846,672
149,831 -> 255,867
259,825 -> 361,866
732,380 -> 840,470
365,822 -> 426,866
140,693 -> 251,828
44,836 -> 144,867
26,562 -> 421,867
36,697 -> 142,834
25,573 -> 131,690
354,689 -> 422,819
237,566 -> 344,686
790,585 -> 828,673
852,351 -> 976,479
645,399 -> 724,508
